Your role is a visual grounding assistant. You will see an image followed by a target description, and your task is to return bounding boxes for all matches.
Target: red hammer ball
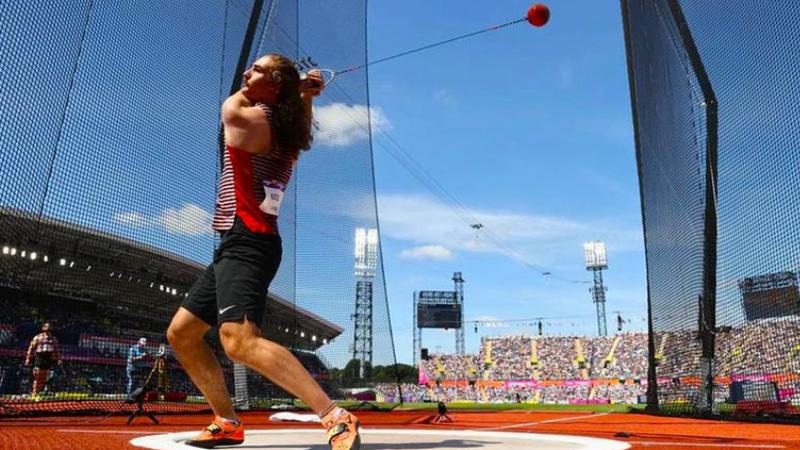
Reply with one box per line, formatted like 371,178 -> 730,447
527,4 -> 550,27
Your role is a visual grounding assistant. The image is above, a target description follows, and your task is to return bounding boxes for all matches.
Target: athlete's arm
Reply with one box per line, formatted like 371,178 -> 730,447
25,336 -> 38,366
53,336 -> 62,365
302,95 -> 313,134
222,91 -> 273,155
300,70 -> 324,135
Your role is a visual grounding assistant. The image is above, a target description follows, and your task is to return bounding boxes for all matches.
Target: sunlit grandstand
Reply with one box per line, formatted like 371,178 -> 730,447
378,322 -> 800,408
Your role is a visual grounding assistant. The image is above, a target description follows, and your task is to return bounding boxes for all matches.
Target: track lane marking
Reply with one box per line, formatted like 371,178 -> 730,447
59,429 -> 160,435
479,412 -> 611,430
629,442 -> 785,448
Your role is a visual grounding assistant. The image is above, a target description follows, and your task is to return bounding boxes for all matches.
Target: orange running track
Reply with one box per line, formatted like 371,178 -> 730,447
1,409 -> 798,450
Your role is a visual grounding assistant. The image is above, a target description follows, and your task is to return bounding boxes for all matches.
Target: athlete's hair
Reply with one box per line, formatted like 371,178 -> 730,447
265,53 -> 312,157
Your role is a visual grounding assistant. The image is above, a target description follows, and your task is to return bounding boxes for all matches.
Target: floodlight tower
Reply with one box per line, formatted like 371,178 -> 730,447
353,228 -> 378,378
453,272 -> 465,354
584,241 -> 609,337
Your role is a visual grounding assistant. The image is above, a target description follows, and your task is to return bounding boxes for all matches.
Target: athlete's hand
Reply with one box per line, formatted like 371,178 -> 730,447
24,360 -> 30,367
57,360 -> 63,366
300,70 -> 324,98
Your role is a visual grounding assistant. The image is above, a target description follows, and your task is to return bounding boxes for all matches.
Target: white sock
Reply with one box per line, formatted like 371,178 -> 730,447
319,403 -> 340,419
220,417 -> 240,426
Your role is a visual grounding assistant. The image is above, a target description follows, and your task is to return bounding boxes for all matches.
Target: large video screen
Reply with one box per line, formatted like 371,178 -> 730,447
739,272 -> 800,321
417,303 -> 461,329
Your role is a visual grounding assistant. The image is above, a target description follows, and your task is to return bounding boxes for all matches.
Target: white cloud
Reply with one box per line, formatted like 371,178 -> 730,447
473,315 -> 502,322
378,193 -> 583,245
113,203 -> 212,236
113,211 -> 145,226
399,245 -> 454,261
157,203 -> 212,236
313,103 -> 391,147
377,193 -> 643,268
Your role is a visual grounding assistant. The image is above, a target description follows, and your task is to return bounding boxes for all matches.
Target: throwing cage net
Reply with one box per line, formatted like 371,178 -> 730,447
0,0 -> 401,417
622,0 -> 800,420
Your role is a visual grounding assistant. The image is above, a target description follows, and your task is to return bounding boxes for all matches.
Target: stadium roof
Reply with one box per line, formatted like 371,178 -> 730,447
0,207 -> 342,350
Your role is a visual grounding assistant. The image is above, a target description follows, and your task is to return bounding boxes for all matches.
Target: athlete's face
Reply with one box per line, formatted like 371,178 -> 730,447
41,323 -> 51,333
242,56 -> 281,104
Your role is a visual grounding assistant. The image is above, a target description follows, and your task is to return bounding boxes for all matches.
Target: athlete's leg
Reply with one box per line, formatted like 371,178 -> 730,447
32,366 -> 50,396
39,369 -> 49,395
212,222 -> 359,448
31,368 -> 41,395
167,307 -> 237,421
126,369 -> 133,398
219,320 -> 332,414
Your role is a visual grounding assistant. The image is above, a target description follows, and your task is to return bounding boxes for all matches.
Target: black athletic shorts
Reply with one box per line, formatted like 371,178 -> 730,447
181,216 -> 282,327
34,352 -> 54,370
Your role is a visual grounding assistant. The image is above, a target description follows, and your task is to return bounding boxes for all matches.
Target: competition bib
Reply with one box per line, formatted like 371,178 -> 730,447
260,180 -> 287,216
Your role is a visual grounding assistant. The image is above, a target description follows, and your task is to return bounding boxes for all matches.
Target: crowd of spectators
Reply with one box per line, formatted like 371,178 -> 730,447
424,334 -> 646,383
585,335 -> 614,378
422,354 -> 480,382
409,321 -> 799,404
715,317 -> 800,376
593,383 -> 643,404
373,382 -> 646,405
482,336 -> 531,380
2,295 -> 799,407
536,336 -> 581,379
606,333 -> 647,379
423,324 -> 798,385
540,384 -> 591,403
654,330 -> 702,377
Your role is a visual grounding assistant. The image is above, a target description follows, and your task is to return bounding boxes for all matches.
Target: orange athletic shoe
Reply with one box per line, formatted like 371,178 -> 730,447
321,407 -> 361,450
185,416 -> 245,448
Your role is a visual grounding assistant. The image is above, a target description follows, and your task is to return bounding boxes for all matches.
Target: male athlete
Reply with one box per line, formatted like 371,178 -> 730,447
24,322 -> 62,397
167,54 -> 360,449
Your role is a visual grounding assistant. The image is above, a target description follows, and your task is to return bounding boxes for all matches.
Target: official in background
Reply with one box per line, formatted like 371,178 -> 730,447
127,337 -> 150,399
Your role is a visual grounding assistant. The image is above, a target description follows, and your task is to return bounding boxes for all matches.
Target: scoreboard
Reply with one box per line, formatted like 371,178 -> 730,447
416,291 -> 461,329
739,271 -> 800,321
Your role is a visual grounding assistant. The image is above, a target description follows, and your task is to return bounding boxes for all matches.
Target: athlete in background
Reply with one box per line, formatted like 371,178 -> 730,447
24,322 -> 61,397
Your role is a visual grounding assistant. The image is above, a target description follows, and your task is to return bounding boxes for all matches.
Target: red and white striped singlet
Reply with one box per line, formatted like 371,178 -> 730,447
212,104 -> 296,234
34,333 -> 57,353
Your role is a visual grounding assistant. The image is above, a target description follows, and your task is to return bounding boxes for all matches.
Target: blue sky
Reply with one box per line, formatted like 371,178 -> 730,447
3,0 -> 797,373
0,0 -> 647,368
365,1 -> 648,363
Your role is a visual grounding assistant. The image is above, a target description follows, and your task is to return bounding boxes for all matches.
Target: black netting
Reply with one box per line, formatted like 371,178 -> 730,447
0,0 -> 400,417
622,0 -> 800,419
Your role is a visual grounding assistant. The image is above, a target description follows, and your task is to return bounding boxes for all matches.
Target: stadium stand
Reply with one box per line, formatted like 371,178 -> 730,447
409,324 -> 800,405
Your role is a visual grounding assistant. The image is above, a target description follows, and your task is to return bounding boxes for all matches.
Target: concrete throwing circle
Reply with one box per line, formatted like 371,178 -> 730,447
131,428 -> 630,450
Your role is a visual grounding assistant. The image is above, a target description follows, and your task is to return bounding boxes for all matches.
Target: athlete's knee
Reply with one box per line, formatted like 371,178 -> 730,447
219,323 -> 258,363
219,326 -> 245,362
167,308 -> 208,347
166,323 -> 184,348
168,323 -> 203,350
